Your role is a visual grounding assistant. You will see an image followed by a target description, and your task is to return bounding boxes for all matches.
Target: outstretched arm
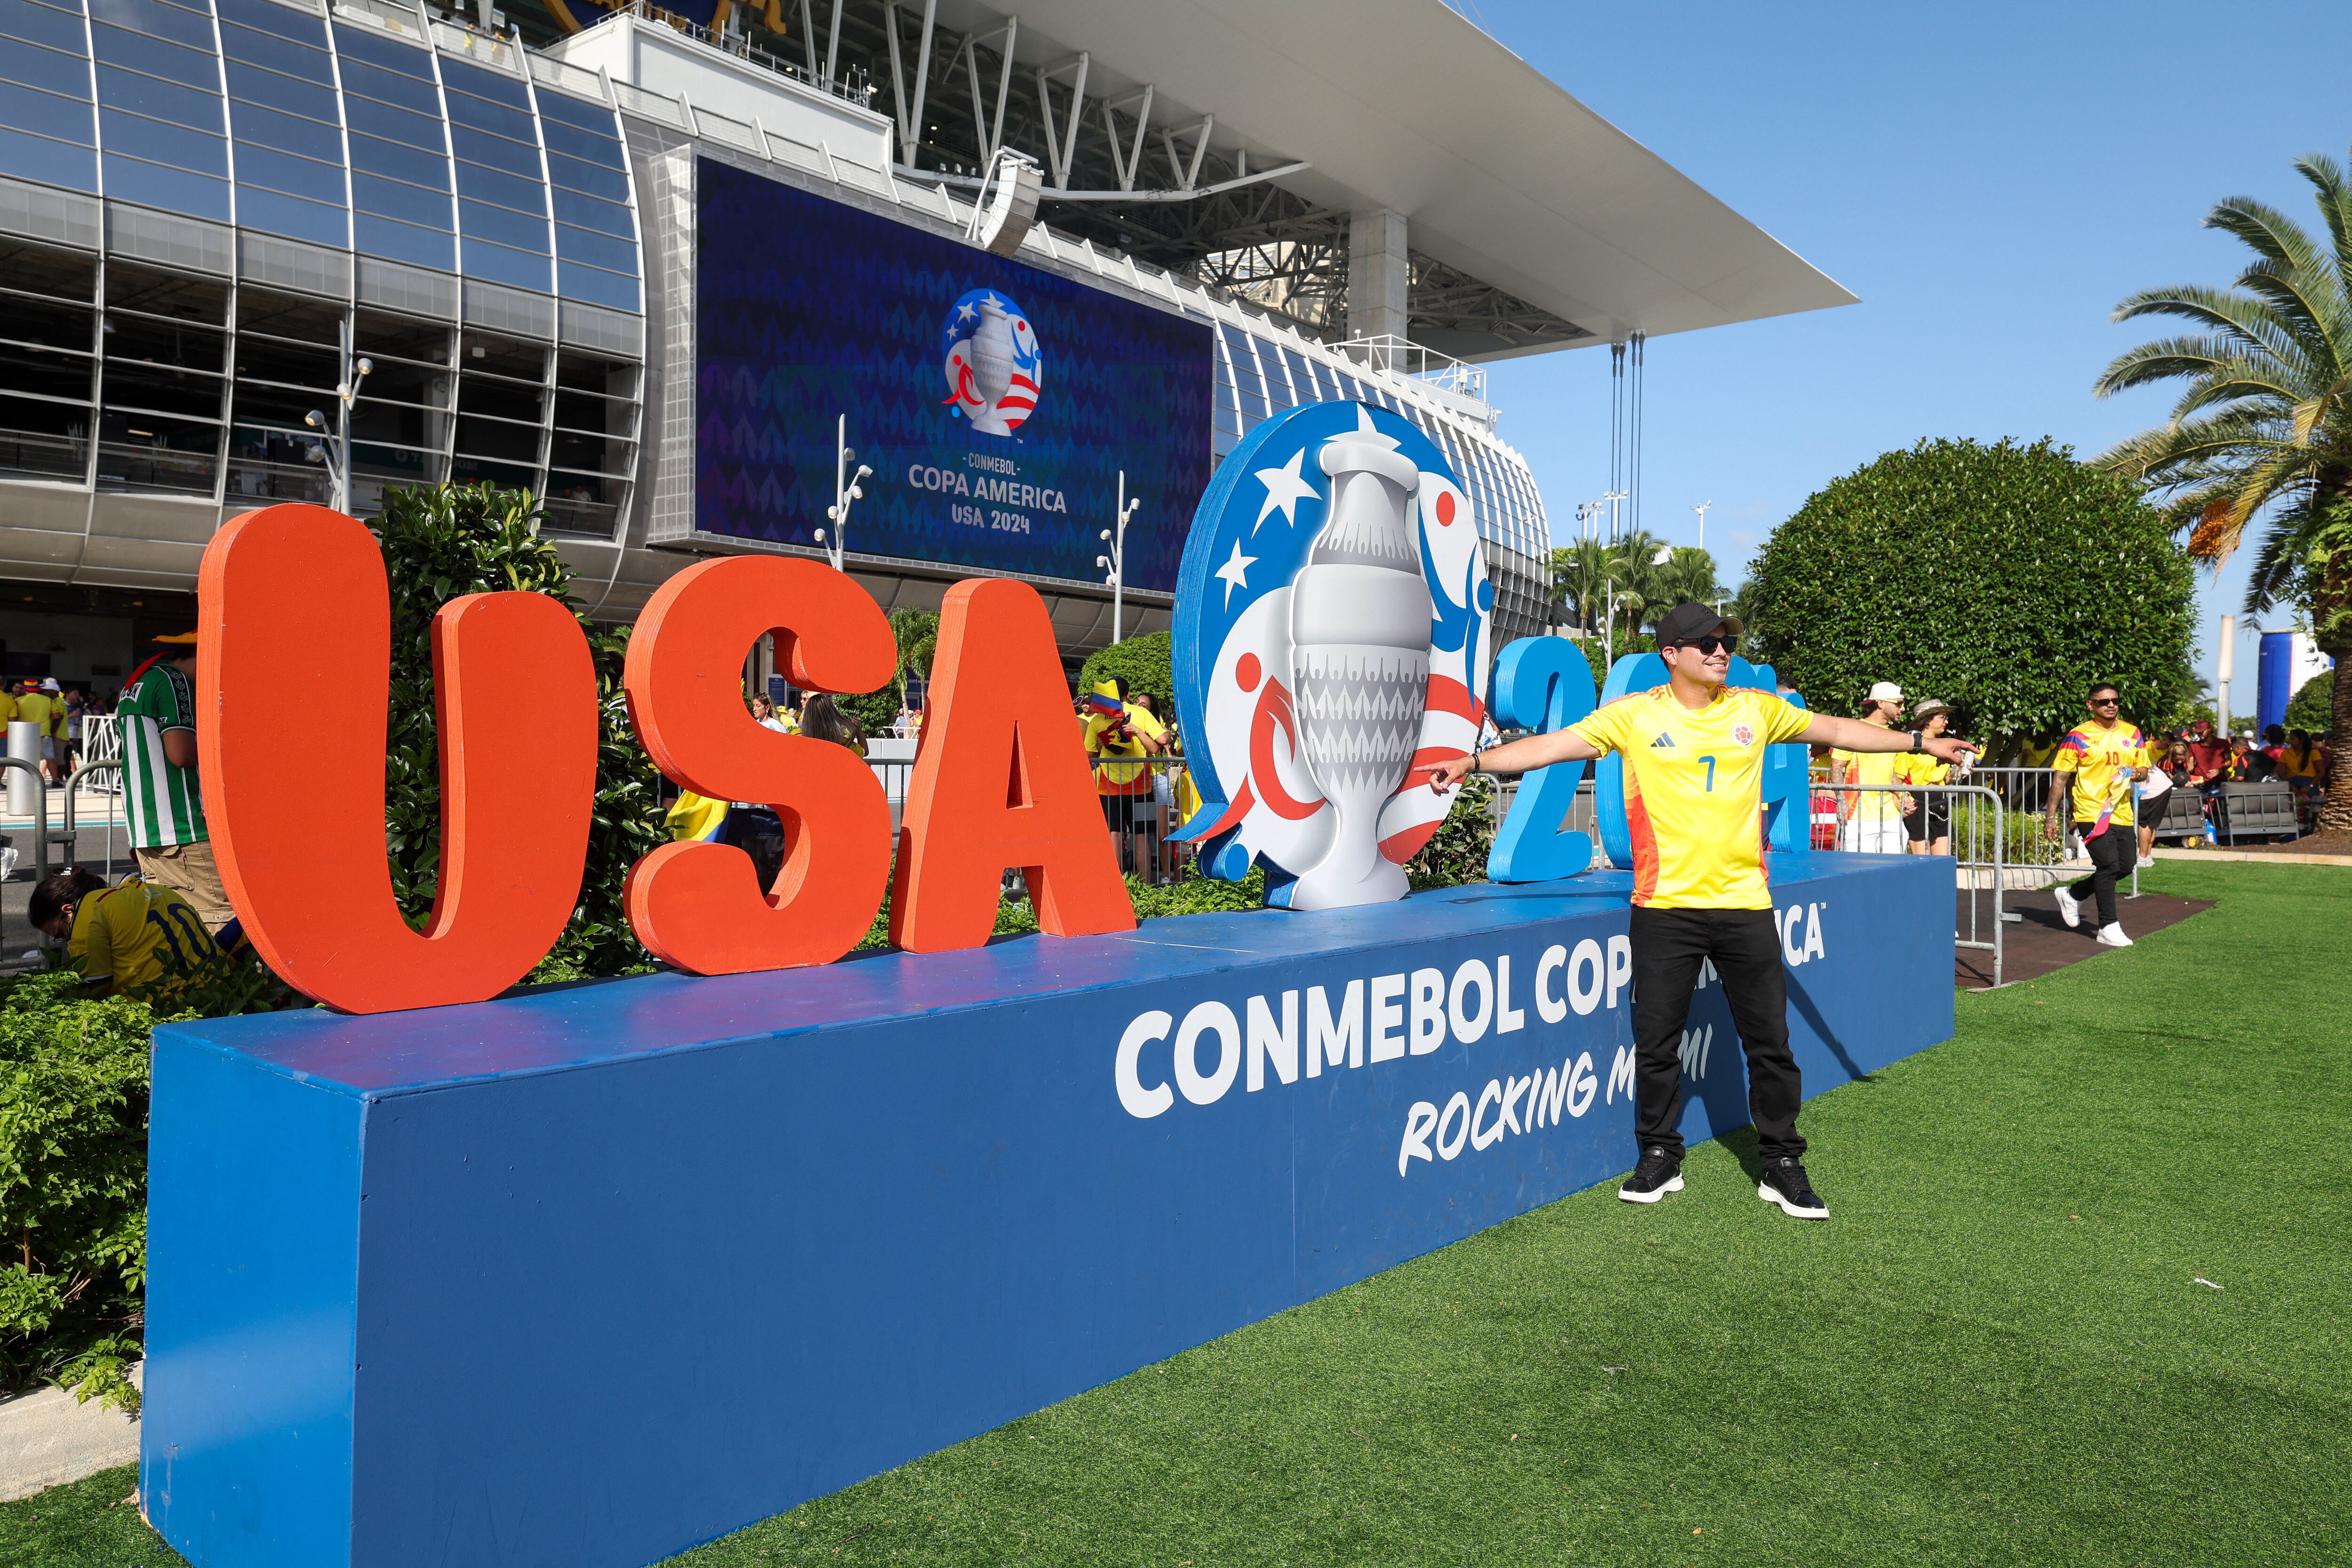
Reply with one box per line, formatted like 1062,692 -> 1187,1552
1800,713 -> 1975,763
1423,727 -> 1604,793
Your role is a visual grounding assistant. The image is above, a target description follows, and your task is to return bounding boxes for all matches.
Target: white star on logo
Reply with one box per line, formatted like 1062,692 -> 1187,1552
1251,448 -> 1319,533
1214,539 -> 1258,609
954,301 -> 977,324
1349,403 -> 1402,452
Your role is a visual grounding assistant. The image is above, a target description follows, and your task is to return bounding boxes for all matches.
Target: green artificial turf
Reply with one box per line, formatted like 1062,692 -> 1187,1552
7,861 -> 2345,1567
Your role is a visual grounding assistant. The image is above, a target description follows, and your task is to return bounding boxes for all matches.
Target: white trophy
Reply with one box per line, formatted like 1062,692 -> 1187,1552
1285,433 -> 1433,908
967,298 -> 1020,436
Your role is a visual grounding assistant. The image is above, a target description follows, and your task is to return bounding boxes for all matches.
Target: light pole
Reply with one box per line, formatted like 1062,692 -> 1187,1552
1604,488 -> 1627,546
1691,500 -> 1711,551
1097,470 -> 1141,644
813,414 -> 872,572
302,326 -> 371,513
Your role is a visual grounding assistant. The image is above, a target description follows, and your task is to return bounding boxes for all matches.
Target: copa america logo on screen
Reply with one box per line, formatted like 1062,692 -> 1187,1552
1171,401 -> 1494,911
942,288 -> 1042,436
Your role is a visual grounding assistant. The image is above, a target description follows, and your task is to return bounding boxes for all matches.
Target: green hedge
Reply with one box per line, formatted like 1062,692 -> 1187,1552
1077,631 -> 1174,708
1744,438 -> 2196,740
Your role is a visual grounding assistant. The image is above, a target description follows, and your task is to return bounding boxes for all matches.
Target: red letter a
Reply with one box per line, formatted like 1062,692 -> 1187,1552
199,504 -> 597,1014
890,578 -> 1135,952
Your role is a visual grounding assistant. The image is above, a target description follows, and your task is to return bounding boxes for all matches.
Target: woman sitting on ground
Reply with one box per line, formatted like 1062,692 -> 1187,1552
30,868 -> 222,996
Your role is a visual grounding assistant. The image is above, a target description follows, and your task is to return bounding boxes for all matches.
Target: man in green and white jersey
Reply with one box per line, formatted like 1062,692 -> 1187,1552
118,631 -> 232,932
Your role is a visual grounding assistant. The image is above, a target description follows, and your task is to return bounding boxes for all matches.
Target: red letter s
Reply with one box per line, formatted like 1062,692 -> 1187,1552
623,557 -> 896,974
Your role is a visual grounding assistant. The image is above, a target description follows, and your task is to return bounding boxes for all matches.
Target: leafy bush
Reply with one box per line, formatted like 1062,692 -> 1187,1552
834,688 -> 902,737
1744,438 -> 2197,742
2286,669 -> 2335,732
0,972 -> 156,1413
1406,775 -> 1497,890
376,484 -> 665,977
1077,631 -> 1174,708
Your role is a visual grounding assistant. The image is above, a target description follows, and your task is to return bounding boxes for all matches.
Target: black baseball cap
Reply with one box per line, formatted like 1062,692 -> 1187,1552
1654,602 -> 1744,646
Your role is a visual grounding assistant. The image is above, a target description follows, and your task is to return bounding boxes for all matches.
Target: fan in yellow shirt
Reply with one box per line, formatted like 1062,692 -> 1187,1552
31,869 -> 223,995
1894,698 -> 1958,855
1830,680 -> 1911,853
1425,603 -> 1977,1224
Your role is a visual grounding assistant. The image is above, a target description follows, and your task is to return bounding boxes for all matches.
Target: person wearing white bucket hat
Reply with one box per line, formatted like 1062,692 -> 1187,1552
1832,681 -> 1910,853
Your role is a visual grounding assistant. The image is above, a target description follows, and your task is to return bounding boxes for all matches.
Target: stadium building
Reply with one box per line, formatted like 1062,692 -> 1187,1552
0,0 -> 1849,686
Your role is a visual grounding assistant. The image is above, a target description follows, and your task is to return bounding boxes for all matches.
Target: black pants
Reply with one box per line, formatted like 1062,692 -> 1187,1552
1629,906 -> 1806,1164
2066,824 -> 2134,928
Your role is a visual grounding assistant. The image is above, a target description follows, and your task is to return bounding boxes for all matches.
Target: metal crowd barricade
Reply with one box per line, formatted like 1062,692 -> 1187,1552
64,757 -> 126,883
1812,779 -> 2010,987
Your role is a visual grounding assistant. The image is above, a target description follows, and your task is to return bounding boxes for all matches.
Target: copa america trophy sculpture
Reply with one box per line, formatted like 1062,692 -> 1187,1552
1172,402 -> 1496,910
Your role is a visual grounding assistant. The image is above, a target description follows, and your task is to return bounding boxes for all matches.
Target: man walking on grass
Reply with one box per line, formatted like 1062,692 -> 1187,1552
1424,604 -> 1976,1221
2048,683 -> 2148,948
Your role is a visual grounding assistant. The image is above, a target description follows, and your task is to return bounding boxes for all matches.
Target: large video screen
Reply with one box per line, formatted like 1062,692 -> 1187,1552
696,159 -> 1214,591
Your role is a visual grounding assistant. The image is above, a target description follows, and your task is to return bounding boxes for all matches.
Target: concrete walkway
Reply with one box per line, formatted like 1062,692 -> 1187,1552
0,1364 -> 139,1503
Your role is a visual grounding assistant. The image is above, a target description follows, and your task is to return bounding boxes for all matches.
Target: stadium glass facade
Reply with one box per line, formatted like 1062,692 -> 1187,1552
0,0 -> 1551,648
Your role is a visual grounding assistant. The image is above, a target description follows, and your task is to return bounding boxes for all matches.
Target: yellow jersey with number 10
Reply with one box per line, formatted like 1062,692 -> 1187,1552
2054,720 -> 2148,828
1568,684 -> 1816,910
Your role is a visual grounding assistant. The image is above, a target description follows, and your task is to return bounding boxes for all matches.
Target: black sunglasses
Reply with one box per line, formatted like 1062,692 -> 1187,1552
2090,695 -> 2120,706
1673,636 -> 1733,655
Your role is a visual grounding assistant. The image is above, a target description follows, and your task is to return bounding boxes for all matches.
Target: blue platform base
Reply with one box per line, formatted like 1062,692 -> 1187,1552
143,854 -> 1952,1568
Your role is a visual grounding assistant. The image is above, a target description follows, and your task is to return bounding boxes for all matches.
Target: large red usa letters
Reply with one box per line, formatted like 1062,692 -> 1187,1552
199,504 -> 1134,1014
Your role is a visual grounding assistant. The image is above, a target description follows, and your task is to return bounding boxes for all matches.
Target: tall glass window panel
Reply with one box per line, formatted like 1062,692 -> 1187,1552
231,99 -> 342,162
536,115 -> 623,172
459,198 -> 546,255
555,262 -> 636,312
0,339 -> 95,404
1309,358 -> 1343,402
1218,325 -> 1265,423
344,93 -> 443,153
238,287 -> 342,345
0,0 -> 88,55
441,88 -> 533,148
1210,334 -> 1239,436
219,0 -> 325,47
332,23 -> 434,85
235,141 -> 345,205
106,261 -> 227,321
1254,335 -> 1296,409
98,407 -> 219,492
545,150 -> 626,204
335,55 -> 439,116
103,155 -> 230,220
88,0 -> 212,55
353,171 -> 452,230
223,61 -> 338,127
449,123 -> 535,177
219,20 -> 329,83
550,186 -> 629,238
458,236 -> 550,293
0,80 -> 96,148
237,185 -> 346,247
349,130 -> 447,190
454,157 -> 544,215
90,24 -> 218,92
552,223 -> 631,275
101,110 -> 227,175
354,212 -> 452,271
95,65 -> 223,134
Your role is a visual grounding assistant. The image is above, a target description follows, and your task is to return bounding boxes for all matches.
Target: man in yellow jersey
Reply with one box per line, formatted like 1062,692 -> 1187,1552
30,868 -> 222,996
2047,682 -> 2149,947
1832,680 -> 1911,853
1426,603 -> 1976,1221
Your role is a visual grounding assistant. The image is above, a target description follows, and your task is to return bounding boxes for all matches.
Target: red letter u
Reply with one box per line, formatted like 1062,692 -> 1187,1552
198,504 -> 598,1013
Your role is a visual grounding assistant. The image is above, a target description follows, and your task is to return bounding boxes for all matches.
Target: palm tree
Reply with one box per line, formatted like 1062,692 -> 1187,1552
1550,540 -> 1613,633
2092,147 -> 2352,831
887,606 -> 938,710
1651,546 -> 1723,616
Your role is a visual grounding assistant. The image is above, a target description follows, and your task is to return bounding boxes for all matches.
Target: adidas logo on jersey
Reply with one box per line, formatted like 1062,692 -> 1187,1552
1649,732 -> 1676,748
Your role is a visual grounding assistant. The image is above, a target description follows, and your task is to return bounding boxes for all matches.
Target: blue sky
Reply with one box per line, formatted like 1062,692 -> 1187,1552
1469,0 -> 2352,702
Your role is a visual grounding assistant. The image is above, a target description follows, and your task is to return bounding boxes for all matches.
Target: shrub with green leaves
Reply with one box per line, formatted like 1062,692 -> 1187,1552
374,483 -> 666,977
1077,631 -> 1174,708
0,971 -> 155,1413
2286,669 -> 2334,733
1744,438 -> 2197,744
1406,775 -> 1496,890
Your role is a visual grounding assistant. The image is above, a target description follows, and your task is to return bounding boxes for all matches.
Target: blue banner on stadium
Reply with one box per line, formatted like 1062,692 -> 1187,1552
695,159 -> 1214,589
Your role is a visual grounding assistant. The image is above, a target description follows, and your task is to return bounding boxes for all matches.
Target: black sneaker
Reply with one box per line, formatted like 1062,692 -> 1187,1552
1619,1146 -> 1684,1204
1757,1156 -> 1828,1220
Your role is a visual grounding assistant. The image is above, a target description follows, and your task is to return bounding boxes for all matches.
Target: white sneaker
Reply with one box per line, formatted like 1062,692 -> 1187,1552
2136,856 -> 2155,869
2095,923 -> 2133,947
2052,885 -> 2082,928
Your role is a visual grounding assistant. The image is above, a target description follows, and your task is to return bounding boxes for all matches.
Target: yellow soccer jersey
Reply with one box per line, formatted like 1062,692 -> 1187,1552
68,876 -> 218,992
2054,720 -> 2148,828
1830,741 -> 1903,820
1085,701 -> 1166,796
1895,751 -> 1952,787
1569,684 -> 1815,910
